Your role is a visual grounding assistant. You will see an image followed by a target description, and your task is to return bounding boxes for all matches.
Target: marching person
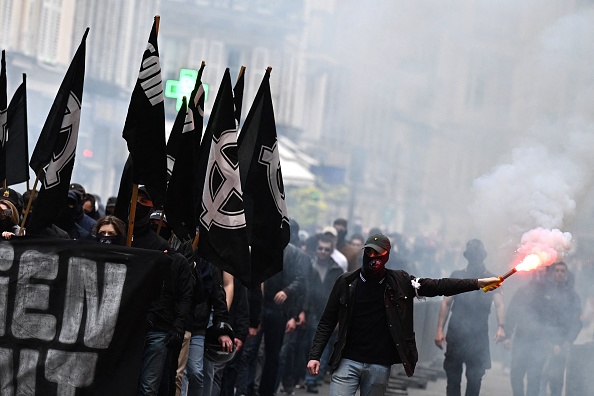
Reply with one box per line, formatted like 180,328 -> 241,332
307,233 -> 502,396
0,198 -> 22,239
434,239 -> 505,396
92,215 -> 125,245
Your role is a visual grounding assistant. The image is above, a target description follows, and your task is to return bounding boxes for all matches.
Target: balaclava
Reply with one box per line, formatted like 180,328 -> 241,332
361,233 -> 391,280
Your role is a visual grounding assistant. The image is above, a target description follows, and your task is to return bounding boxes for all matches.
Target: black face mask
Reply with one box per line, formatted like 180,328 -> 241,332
97,235 -> 120,245
55,205 -> 76,231
362,253 -> 389,280
134,204 -> 152,228
0,218 -> 13,232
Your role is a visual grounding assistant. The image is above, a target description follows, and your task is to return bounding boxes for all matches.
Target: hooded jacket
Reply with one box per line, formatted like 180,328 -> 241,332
309,268 -> 479,377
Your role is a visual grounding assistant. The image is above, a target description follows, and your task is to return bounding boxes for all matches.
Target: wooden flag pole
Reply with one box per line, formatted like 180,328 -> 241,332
192,230 -> 200,249
155,15 -> 160,36
237,65 -> 246,81
19,172 -> 40,235
126,183 -> 139,247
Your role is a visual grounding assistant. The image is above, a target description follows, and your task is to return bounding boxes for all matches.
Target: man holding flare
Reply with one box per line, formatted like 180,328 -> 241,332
307,233 -> 502,396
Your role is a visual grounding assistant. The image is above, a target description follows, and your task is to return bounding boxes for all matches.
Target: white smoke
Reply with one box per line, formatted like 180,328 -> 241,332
469,122 -> 594,263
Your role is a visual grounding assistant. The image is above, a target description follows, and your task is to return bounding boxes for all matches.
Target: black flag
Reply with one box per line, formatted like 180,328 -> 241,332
6,74 -> 29,186
197,69 -> 250,285
233,66 -> 245,127
0,50 -> 7,183
113,155 -> 133,223
122,19 -> 166,209
28,29 -> 89,233
165,97 -> 196,242
238,68 -> 290,285
189,62 -> 206,215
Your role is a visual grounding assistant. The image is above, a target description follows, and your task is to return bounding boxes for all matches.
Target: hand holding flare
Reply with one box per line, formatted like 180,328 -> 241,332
481,253 -> 543,292
481,268 -> 517,292
479,276 -> 505,292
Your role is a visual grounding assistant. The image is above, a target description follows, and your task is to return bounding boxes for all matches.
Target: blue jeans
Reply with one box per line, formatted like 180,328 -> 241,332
329,358 -> 391,396
182,334 -> 206,396
138,329 -> 169,395
234,330 -> 263,396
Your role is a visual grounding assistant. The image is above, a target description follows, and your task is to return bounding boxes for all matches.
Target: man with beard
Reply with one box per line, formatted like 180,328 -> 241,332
307,234 -> 503,396
434,239 -> 506,396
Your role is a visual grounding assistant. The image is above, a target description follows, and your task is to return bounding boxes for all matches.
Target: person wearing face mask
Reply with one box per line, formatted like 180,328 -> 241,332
307,234 -> 503,396
92,215 -> 125,245
434,239 -> 506,396
131,186 -> 169,251
53,191 -> 93,240
0,199 -> 23,239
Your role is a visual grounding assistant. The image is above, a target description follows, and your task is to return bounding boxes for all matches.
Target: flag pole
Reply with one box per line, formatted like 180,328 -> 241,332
155,15 -> 160,35
19,172 -> 40,235
192,230 -> 200,249
126,183 -> 139,247
237,65 -> 246,81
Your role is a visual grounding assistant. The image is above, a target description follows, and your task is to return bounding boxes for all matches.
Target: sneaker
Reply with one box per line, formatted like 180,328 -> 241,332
306,384 -> 319,394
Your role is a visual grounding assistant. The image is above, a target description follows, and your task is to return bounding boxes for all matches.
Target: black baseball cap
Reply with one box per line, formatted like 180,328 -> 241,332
70,183 -> 86,199
0,188 -> 22,212
363,233 -> 391,255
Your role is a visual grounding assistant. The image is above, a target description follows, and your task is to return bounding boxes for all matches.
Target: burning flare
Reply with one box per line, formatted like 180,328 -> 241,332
481,227 -> 572,292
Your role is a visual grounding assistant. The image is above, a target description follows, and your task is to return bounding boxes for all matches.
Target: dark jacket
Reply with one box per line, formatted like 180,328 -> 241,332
188,257 -> 229,335
229,278 -> 250,342
147,251 -> 194,332
131,224 -> 169,251
307,258 -> 343,320
262,244 -> 306,319
309,268 -> 479,377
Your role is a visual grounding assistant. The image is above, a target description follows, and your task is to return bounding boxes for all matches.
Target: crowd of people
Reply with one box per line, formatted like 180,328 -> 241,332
0,183 -> 589,396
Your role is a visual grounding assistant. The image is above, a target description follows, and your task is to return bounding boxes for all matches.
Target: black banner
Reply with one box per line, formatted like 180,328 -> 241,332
0,237 -> 169,395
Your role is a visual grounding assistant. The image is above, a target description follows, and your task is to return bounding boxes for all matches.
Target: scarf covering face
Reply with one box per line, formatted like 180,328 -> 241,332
362,252 -> 389,280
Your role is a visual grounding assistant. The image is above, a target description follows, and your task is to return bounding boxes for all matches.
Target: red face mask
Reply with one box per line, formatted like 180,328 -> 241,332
362,252 -> 389,279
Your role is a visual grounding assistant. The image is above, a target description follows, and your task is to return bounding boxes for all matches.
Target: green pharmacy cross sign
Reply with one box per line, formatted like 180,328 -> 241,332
165,68 -> 209,111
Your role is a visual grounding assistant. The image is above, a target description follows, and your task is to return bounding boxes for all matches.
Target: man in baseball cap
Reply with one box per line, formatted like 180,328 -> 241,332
363,233 -> 391,256
307,233 -> 503,396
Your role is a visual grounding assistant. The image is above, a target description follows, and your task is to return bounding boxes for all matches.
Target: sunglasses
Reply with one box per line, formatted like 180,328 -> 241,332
317,246 -> 332,252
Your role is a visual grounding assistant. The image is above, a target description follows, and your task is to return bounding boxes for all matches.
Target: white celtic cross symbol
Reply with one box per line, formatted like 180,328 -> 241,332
258,141 -> 288,222
200,128 -> 246,230
44,92 -> 81,189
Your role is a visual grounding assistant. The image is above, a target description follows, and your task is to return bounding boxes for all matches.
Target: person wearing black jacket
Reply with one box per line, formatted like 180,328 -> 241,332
138,250 -> 194,396
215,277 -> 250,396
307,233 -> 502,396
256,243 -> 307,396
180,255 -> 233,395
303,235 -> 344,393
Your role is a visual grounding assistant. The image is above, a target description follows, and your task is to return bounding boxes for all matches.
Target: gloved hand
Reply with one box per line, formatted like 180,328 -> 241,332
165,327 -> 184,349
